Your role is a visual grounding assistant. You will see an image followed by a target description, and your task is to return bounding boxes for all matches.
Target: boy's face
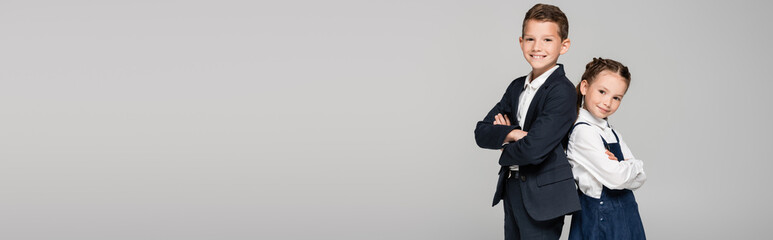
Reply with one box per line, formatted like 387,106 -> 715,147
519,20 -> 570,76
580,70 -> 628,119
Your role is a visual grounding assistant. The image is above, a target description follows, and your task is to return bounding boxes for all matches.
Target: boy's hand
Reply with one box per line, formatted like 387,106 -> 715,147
494,113 -> 528,144
494,113 -> 511,126
605,150 -> 618,161
506,129 -> 528,143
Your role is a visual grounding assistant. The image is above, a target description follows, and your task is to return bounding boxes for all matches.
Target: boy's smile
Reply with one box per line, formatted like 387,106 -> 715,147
519,20 -> 570,80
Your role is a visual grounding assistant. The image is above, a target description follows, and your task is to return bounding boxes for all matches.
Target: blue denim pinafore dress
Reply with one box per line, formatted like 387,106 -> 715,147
568,122 -> 646,240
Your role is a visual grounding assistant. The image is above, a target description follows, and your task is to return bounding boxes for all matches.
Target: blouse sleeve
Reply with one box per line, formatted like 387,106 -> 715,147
567,125 -> 646,190
616,131 -> 647,190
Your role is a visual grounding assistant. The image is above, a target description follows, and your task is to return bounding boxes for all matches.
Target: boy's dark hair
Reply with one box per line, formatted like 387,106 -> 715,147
576,57 -> 632,115
523,4 -> 569,40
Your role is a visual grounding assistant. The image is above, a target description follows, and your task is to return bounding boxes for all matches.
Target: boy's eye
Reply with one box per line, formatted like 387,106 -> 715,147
599,90 -> 605,94
525,38 -> 534,41
544,39 -> 552,42
613,97 -> 621,101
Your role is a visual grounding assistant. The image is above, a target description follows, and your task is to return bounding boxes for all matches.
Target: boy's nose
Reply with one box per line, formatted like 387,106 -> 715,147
531,43 -> 541,51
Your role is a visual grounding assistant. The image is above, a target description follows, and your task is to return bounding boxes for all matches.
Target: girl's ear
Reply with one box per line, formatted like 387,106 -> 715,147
579,79 -> 589,96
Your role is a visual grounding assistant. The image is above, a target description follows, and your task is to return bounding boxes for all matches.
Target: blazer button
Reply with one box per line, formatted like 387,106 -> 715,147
520,175 -> 526,182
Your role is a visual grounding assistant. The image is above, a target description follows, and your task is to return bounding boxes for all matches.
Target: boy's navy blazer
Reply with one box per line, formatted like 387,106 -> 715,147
474,64 -> 581,221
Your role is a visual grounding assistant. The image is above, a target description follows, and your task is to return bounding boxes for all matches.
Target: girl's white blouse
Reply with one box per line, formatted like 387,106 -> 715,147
566,109 -> 647,199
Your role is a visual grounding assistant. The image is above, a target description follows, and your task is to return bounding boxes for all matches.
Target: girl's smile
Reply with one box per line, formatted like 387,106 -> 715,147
580,70 -> 629,119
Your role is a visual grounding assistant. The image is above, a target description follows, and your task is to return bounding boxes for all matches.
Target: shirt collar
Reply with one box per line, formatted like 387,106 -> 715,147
524,65 -> 559,91
578,108 -> 610,129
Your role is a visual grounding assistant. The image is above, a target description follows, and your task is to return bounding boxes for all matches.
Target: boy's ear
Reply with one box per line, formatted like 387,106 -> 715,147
579,79 -> 588,95
518,36 -> 524,49
560,38 -> 571,55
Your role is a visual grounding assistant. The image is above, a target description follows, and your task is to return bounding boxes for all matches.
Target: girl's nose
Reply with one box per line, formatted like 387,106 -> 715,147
604,97 -> 613,106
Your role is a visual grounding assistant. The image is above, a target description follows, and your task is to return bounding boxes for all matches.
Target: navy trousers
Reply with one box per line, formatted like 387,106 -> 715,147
503,171 -> 564,240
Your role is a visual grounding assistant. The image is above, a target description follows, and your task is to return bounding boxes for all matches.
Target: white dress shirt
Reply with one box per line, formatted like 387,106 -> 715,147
566,108 -> 647,198
509,65 -> 559,171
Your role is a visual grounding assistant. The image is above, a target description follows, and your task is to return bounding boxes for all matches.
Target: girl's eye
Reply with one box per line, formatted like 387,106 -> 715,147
544,39 -> 552,42
613,97 -> 621,101
599,90 -> 605,94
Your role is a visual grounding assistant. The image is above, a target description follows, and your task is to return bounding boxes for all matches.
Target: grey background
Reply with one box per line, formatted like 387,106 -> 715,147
2,0 -> 771,239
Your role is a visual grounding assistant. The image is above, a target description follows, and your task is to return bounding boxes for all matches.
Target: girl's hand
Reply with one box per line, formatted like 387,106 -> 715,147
605,150 -> 618,161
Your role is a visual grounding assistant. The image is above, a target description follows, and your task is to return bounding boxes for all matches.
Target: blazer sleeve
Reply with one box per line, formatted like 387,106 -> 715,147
474,79 -> 521,150
499,82 -> 576,166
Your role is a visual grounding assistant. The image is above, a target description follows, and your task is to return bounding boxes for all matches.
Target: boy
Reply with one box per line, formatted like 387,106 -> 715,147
474,4 -> 580,240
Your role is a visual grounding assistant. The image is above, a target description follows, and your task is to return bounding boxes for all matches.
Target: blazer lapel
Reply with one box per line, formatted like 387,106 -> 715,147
523,65 -> 565,130
510,77 -> 526,126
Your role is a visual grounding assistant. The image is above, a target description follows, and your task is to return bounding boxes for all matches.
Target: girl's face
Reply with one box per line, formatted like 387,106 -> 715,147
580,70 -> 629,119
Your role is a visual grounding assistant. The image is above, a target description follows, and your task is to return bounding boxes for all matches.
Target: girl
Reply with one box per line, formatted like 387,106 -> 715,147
567,58 -> 647,240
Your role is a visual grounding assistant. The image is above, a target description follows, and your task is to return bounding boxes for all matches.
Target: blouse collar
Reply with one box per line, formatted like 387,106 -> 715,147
578,108 -> 610,129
